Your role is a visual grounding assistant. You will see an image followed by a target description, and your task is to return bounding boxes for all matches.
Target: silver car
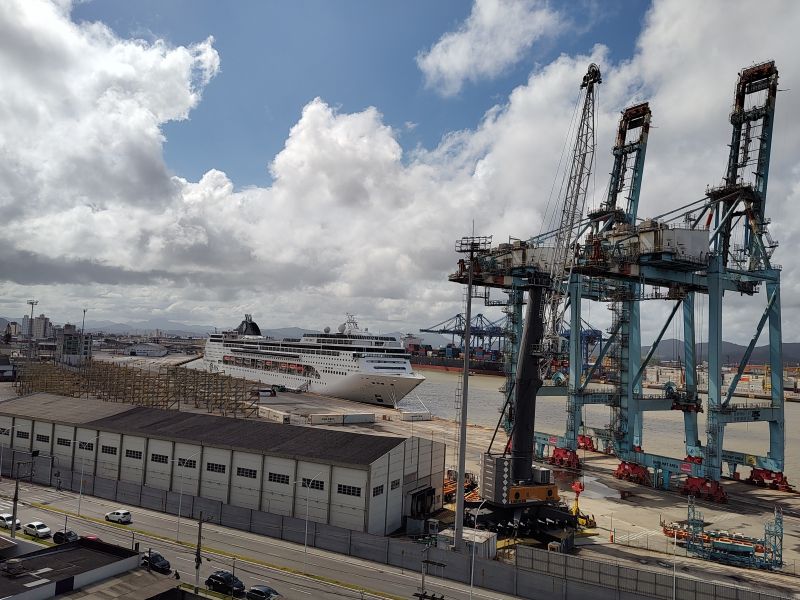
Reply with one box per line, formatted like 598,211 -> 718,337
105,509 -> 132,524
23,521 -> 51,538
0,513 -> 20,530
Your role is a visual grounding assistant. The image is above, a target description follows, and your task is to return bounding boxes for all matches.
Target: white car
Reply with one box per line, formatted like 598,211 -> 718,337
23,521 -> 51,538
0,513 -> 20,530
105,509 -> 132,524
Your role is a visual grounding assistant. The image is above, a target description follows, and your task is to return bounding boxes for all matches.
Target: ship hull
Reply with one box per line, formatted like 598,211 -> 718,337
203,360 -> 424,407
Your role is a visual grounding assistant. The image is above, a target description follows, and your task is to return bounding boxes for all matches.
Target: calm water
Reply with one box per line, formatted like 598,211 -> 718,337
402,369 -> 798,482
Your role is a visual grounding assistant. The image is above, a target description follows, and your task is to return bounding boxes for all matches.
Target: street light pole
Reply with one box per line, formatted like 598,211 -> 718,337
0,425 -> 16,481
76,434 -> 103,517
176,451 -> 201,542
673,527 -> 677,599
469,499 -> 487,599
77,456 -> 86,516
303,471 -> 322,574
11,452 -> 39,539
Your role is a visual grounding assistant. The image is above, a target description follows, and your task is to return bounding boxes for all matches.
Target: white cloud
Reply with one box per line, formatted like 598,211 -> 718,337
416,0 -> 563,96
2,0 -> 800,346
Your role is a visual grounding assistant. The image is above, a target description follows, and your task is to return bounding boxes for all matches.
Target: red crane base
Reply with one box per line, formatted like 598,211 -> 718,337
680,476 -> 727,503
613,462 -> 650,485
747,468 -> 793,491
577,434 -> 596,451
549,447 -> 581,469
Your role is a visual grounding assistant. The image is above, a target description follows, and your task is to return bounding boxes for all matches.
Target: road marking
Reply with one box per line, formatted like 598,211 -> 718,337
290,587 -> 311,595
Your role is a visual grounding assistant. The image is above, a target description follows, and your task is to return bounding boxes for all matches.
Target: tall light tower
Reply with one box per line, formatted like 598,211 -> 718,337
26,299 -> 38,359
453,234 -> 491,550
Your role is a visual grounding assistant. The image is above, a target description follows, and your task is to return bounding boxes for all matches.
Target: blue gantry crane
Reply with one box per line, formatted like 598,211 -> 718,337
419,313 -> 505,352
449,61 -> 788,504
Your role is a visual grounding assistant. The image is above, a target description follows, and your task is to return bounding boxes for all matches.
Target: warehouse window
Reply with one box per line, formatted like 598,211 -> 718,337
177,458 -> 197,469
268,472 -> 290,485
125,449 -> 143,460
391,479 -> 400,490
206,462 -> 226,474
16,431 -> 29,440
337,484 -> 361,497
237,467 -> 257,479
151,453 -> 169,464
372,485 -> 384,497
57,438 -> 72,447
36,434 -> 50,443
302,478 -> 324,491
77,441 -> 93,451
101,445 -> 117,456
0,428 -> 9,436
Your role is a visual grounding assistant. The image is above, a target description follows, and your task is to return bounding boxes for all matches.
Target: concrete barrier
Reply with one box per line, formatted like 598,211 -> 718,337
309,414 -> 344,425
342,413 -> 375,424
400,411 -> 432,421
263,409 -> 290,424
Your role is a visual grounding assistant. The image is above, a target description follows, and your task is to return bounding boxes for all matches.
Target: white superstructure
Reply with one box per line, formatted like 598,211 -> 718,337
203,314 -> 425,406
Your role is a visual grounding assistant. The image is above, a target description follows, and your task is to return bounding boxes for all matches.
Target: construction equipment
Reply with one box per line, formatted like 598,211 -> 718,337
450,64 -> 603,540
570,481 -> 596,530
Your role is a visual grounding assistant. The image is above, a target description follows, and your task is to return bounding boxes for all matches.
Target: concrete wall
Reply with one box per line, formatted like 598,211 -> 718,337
12,418 -> 32,452
144,438 -> 173,490
119,434 -> 147,484
200,446 -> 231,503
329,465 -> 367,532
32,421 -> 53,456
294,462 -> 331,524
96,432 -> 121,480
368,442 -> 410,534
262,456 -> 296,516
230,450 -> 263,510
170,443 -> 202,497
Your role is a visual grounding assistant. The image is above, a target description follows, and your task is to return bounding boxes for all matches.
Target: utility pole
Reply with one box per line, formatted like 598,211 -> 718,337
26,299 -> 38,359
453,235 -> 491,550
11,451 -> 39,539
194,511 -> 213,594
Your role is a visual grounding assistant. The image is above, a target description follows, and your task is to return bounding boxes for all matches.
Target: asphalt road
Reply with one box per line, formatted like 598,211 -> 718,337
0,479 -> 516,600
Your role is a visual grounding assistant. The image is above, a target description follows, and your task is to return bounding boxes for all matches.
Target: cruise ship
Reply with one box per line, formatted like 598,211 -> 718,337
203,314 -> 425,406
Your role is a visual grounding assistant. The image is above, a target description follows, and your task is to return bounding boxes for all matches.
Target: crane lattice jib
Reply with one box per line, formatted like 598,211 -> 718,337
541,63 -> 601,360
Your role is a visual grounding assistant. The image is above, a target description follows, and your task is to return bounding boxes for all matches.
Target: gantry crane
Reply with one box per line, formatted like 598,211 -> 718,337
419,313 -> 505,352
449,61 -> 787,513
568,61 -> 786,501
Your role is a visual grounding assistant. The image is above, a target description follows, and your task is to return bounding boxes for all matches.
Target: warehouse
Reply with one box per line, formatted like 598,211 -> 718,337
125,343 -> 168,357
0,394 -> 445,535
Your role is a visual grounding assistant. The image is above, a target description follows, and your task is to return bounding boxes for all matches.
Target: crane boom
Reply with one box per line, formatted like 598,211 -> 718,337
540,64 -> 601,374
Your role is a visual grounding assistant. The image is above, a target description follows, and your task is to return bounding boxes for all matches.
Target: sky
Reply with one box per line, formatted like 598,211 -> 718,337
0,0 -> 799,345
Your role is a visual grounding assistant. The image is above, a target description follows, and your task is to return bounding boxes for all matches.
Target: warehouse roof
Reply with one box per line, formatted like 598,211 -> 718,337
0,393 -> 133,422
0,394 -> 404,467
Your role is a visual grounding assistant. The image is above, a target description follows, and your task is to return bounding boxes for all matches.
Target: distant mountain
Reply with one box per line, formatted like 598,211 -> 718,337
83,319 -> 216,336
643,338 -> 800,365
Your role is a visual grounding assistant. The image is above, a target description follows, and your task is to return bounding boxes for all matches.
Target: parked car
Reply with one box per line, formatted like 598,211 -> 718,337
0,513 -> 20,530
205,570 -> 245,597
141,550 -> 171,575
105,509 -> 132,524
246,585 -> 282,599
23,521 -> 51,538
53,529 -> 79,544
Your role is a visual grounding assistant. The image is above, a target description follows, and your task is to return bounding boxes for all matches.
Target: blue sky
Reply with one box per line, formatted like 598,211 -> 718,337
72,0 -> 646,189
3,0 -> 798,343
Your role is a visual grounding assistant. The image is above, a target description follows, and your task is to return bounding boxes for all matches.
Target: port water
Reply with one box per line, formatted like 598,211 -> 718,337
407,369 -> 800,482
